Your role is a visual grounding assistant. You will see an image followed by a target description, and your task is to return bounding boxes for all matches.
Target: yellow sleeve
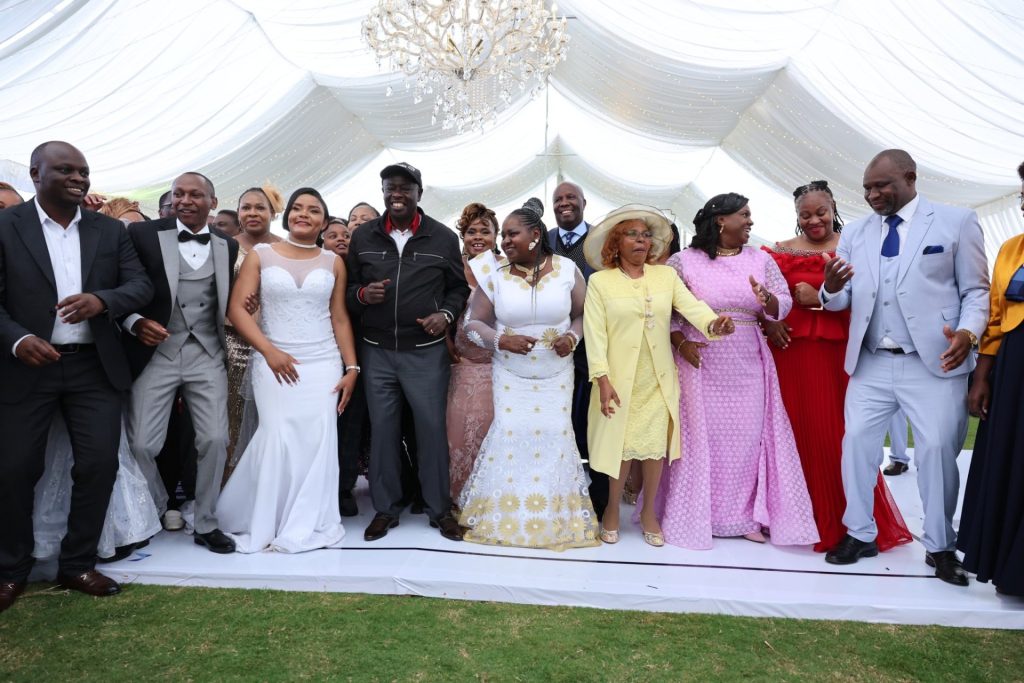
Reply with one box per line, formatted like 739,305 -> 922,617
672,274 -> 720,340
979,244 -> 1009,356
584,275 -> 610,381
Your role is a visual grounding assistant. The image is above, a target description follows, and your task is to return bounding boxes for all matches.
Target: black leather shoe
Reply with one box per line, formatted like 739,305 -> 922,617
926,551 -> 969,587
0,581 -> 26,613
430,513 -> 465,542
883,461 -> 909,476
364,514 -> 399,542
194,529 -> 236,554
339,490 -> 359,517
825,534 -> 879,565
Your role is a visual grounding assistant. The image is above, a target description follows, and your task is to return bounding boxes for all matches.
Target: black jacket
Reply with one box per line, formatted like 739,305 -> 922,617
346,210 -> 468,351
0,201 -> 153,401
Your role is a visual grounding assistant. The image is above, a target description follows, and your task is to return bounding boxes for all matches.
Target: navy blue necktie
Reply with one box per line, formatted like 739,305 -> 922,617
562,232 -> 576,250
881,215 -> 902,257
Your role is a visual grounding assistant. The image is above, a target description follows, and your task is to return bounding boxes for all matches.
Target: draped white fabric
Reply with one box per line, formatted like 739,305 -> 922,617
1,0 -> 1021,247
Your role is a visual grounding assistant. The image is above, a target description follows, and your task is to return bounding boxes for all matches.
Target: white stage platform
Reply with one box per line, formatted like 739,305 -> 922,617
102,451 -> 1024,629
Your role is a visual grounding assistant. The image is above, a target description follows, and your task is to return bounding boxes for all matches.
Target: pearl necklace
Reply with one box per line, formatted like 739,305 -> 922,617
286,235 -> 319,250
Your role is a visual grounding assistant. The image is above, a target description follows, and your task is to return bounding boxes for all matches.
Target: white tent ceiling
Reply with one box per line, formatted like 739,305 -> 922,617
1,0 -> 1022,256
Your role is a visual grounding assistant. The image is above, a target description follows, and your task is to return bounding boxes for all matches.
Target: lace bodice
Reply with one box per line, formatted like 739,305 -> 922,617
254,243 -> 338,360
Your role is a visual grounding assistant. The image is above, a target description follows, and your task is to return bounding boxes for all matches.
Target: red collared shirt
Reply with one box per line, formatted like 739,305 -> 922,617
384,211 -> 421,235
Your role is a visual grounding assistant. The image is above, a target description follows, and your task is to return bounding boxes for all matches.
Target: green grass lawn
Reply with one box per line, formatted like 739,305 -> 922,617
1,586 -> 1021,681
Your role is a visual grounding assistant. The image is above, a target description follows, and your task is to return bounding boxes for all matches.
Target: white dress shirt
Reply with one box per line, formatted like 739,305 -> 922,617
390,227 -> 413,256
558,220 -> 587,247
178,220 -> 212,270
11,200 -> 91,355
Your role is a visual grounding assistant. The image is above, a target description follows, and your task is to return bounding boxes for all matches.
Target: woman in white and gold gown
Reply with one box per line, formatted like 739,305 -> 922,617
457,200 -> 599,550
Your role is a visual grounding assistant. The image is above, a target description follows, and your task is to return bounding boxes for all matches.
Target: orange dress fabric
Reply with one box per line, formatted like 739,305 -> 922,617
763,245 -> 912,553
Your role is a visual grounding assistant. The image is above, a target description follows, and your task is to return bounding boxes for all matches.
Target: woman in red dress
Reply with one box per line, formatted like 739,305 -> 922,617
762,181 -> 912,553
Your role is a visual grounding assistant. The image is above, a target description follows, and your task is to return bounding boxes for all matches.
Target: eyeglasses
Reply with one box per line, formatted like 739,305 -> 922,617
624,230 -> 653,239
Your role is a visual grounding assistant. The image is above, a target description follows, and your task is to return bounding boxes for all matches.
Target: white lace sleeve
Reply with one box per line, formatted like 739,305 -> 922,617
464,286 -> 499,351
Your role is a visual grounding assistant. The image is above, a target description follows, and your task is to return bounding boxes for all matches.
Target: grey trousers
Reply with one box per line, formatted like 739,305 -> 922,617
127,339 -> 228,534
842,348 -> 967,552
361,342 -> 451,520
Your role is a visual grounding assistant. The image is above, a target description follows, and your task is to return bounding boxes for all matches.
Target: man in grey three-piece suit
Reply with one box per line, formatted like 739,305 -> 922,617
820,150 -> 989,585
123,172 -> 239,554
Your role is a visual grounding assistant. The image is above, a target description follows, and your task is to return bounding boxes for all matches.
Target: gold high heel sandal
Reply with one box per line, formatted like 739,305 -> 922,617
599,527 -> 620,544
642,530 -> 665,547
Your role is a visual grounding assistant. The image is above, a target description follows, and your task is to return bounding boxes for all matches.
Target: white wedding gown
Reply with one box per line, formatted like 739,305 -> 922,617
217,244 -> 346,553
33,415 -> 161,561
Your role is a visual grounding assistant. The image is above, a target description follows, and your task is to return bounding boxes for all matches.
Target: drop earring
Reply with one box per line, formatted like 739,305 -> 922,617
528,240 -> 538,251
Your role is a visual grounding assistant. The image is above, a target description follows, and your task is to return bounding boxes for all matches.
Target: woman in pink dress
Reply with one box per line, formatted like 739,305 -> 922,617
656,193 -> 818,550
447,203 -> 498,503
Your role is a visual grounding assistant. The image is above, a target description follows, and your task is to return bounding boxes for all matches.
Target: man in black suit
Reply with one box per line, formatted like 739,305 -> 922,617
123,172 -> 239,554
0,141 -> 153,611
546,181 -> 607,518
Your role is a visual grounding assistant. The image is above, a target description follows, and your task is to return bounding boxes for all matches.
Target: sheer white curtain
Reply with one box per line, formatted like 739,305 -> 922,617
0,0 -> 1020,250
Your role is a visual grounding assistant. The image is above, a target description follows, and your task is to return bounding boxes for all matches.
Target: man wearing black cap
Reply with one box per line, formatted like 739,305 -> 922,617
346,162 -> 469,541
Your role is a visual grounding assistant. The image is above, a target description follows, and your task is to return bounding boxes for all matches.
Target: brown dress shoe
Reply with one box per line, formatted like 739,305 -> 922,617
0,581 -> 26,612
57,570 -> 122,597
364,513 -> 399,542
430,513 -> 465,542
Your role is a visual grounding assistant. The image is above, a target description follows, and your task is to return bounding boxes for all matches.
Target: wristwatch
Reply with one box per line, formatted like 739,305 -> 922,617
958,329 -> 979,348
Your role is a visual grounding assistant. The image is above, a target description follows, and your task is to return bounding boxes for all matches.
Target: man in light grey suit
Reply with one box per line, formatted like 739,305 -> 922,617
820,150 -> 989,586
123,172 -> 239,554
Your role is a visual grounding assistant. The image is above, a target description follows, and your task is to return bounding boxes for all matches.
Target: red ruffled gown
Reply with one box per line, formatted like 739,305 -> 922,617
763,245 -> 912,553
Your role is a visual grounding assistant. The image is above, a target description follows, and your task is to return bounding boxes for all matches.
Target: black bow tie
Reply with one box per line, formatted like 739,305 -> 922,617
178,231 -> 211,245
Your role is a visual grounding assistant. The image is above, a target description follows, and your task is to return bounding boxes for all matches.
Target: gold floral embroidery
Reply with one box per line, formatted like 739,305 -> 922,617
499,493 -> 521,513
498,518 -> 520,540
525,493 -> 547,512
539,328 -> 561,348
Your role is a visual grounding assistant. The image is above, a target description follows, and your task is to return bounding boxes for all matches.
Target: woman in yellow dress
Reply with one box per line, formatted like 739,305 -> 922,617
584,205 -> 734,546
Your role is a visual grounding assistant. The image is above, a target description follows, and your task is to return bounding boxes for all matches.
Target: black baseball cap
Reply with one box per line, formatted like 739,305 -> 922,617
380,162 -> 422,189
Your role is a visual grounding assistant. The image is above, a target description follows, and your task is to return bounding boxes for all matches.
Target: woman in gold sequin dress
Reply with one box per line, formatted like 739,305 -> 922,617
225,186 -> 283,467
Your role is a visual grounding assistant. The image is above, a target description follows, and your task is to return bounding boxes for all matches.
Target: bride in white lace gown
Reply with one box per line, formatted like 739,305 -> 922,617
457,202 -> 600,550
217,189 -> 357,553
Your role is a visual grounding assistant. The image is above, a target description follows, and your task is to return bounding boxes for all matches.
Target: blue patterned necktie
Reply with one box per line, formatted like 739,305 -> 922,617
881,215 -> 903,257
562,232 -> 576,250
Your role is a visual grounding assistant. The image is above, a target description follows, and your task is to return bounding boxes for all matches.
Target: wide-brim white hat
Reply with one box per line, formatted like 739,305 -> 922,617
584,204 -> 674,271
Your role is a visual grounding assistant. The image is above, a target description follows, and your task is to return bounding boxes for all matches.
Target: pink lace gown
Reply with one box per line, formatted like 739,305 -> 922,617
447,296 -> 494,501
655,247 -> 819,550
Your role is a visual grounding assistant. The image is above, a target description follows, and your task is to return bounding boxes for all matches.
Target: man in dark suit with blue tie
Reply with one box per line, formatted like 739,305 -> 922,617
547,181 -> 607,518
0,142 -> 153,611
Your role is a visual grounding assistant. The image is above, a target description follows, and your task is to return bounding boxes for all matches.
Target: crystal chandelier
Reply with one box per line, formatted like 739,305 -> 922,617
363,0 -> 570,134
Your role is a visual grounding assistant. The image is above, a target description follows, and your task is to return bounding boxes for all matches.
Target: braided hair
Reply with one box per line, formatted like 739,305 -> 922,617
690,193 -> 749,260
506,197 -> 552,286
792,180 -> 844,234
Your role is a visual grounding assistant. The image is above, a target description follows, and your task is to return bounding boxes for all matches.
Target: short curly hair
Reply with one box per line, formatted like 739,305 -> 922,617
457,202 -> 498,236
601,218 -> 657,269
